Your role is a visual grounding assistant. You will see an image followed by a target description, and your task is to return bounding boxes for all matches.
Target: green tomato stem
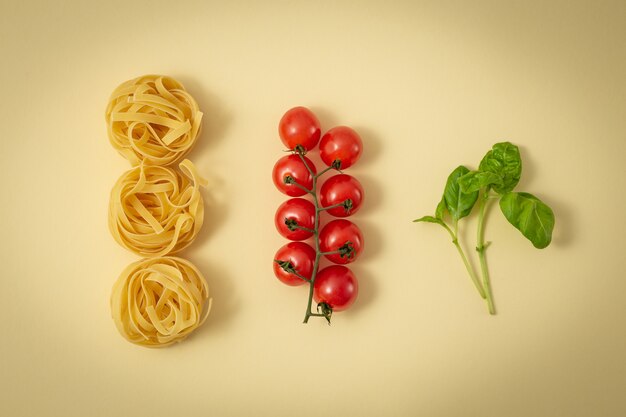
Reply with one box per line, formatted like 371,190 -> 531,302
296,151 -> 316,178
287,179 -> 314,195
303,251 -> 321,323
318,202 -> 344,212
303,196 -> 319,321
296,149 -> 329,324
477,190 -> 496,314
274,260 -> 311,283
315,165 -> 335,178
292,271 -> 312,283
289,224 -> 315,234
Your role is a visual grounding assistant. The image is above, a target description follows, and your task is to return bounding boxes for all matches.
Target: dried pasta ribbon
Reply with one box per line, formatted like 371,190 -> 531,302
105,74 -> 203,166
109,159 -> 205,257
111,257 -> 212,347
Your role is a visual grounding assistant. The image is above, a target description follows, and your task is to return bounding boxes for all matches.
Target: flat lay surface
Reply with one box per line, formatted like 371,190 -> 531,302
1,1 -> 625,416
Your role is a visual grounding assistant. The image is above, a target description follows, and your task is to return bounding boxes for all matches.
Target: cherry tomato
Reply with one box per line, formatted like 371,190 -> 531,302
319,219 -> 364,264
279,107 -> 321,151
272,154 -> 317,197
273,242 -> 316,286
319,174 -> 364,217
319,126 -> 363,169
313,265 -> 358,311
275,198 -> 316,241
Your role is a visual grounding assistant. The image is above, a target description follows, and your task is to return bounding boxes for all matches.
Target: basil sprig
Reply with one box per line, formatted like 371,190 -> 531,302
414,142 -> 555,314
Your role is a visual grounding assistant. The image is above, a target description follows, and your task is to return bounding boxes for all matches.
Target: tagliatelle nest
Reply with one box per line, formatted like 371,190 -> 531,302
108,159 -> 207,257
105,74 -> 203,166
111,257 -> 212,347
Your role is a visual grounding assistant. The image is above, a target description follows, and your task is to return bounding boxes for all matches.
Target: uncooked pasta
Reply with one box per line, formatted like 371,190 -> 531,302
111,257 -> 211,347
109,159 -> 207,257
105,75 -> 202,166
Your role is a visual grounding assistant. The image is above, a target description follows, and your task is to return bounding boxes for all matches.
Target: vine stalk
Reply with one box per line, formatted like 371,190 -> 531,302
293,149 -> 334,323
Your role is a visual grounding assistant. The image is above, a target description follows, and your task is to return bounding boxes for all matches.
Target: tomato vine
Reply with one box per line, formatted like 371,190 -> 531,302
273,107 -> 363,324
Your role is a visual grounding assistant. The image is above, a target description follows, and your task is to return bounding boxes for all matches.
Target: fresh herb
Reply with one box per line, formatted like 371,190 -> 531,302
414,142 -> 555,314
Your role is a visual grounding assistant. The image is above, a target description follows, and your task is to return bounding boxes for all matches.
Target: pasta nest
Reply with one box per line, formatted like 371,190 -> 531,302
105,74 -> 203,166
111,257 -> 211,347
109,159 -> 207,257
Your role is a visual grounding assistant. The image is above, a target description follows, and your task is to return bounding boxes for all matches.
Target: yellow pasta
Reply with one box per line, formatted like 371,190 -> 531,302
109,159 -> 207,257
111,257 -> 211,347
105,75 -> 203,166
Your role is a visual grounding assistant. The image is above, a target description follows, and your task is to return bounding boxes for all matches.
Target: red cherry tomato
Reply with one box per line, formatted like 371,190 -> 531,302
319,174 -> 364,217
319,126 -> 363,169
272,154 -> 317,197
279,107 -> 321,151
313,265 -> 358,311
273,242 -> 316,286
275,198 -> 316,241
319,219 -> 364,264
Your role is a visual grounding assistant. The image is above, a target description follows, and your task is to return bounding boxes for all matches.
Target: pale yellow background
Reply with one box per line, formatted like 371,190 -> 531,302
1,1 -> 625,416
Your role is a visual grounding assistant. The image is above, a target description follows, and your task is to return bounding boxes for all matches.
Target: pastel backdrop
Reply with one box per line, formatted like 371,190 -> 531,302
1,1 -> 625,416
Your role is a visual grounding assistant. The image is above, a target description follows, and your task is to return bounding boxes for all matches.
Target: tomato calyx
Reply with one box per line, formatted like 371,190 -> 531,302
331,159 -> 342,170
317,302 -> 333,325
274,259 -> 311,283
320,241 -> 356,259
338,241 -> 356,259
281,145 -> 310,156
342,198 -> 353,214
284,218 -> 314,234
319,198 -> 353,215
274,259 -> 296,273
283,174 -> 312,194
284,218 -> 299,231
294,144 -> 307,155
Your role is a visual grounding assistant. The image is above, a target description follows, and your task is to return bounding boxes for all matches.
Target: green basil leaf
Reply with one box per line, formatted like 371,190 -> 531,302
413,215 -> 445,226
435,197 -> 446,220
499,192 -> 555,249
443,166 -> 478,220
478,142 -> 522,194
458,171 -> 503,194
